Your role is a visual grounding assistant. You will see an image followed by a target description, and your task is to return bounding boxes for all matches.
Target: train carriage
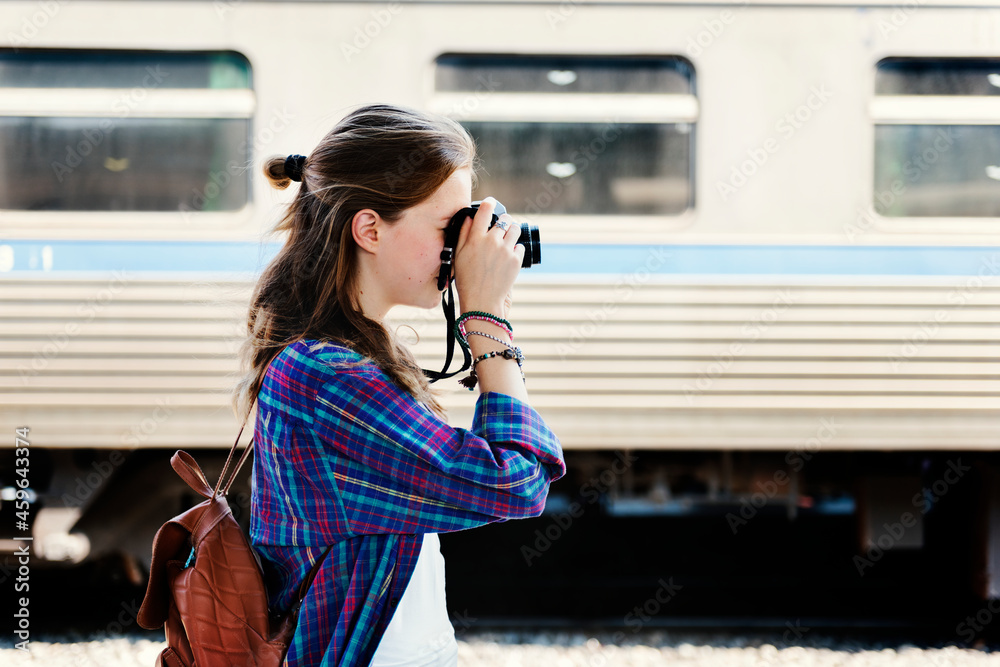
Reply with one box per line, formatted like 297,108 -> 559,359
1,0 -> 999,606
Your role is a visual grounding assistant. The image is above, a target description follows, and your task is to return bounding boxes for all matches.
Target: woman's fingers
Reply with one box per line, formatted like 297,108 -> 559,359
453,201 -> 525,314
492,214 -> 524,270
456,198 -> 498,255
497,214 -> 526,266
512,241 -> 526,266
472,198 -> 498,235
495,213 -> 516,243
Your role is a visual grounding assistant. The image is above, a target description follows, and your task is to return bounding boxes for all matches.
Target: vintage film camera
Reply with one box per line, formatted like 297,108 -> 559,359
436,200 -> 541,291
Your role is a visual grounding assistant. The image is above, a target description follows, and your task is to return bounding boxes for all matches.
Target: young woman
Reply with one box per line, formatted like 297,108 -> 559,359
233,104 -> 566,666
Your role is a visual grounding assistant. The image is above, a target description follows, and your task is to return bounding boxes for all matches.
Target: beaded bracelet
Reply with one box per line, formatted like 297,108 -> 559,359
458,310 -> 512,333
464,330 -> 513,349
458,316 -> 512,341
459,346 -> 525,390
456,318 -> 513,349
455,311 -> 513,350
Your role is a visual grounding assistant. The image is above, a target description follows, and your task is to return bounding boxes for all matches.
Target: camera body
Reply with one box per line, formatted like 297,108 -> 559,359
436,200 -> 541,290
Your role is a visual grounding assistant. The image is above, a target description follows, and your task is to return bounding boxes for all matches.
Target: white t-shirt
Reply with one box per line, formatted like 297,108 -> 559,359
370,532 -> 458,667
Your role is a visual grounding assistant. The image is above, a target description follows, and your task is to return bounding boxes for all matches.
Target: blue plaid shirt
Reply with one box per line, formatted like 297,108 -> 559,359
250,339 -> 565,666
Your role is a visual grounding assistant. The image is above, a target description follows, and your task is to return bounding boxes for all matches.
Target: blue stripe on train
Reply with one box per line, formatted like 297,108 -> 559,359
0,240 -> 998,275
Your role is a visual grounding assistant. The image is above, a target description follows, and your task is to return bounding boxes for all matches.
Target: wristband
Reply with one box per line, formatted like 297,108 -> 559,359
455,311 -> 513,351
459,346 -> 525,390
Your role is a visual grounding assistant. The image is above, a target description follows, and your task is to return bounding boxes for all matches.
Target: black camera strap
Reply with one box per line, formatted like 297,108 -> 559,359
423,279 -> 471,382
424,210 -> 472,382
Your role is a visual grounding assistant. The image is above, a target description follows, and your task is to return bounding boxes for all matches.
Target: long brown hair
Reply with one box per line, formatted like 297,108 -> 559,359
232,103 -> 477,420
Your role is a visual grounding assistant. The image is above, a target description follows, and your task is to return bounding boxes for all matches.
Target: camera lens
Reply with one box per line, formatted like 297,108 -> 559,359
465,200 -> 540,269
516,223 -> 541,268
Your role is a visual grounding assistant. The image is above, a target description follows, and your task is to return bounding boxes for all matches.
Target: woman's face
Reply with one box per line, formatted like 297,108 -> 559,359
377,166 -> 472,311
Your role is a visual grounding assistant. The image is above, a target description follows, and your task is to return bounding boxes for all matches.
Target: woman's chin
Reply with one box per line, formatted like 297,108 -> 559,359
401,291 -> 442,311
422,292 -> 443,309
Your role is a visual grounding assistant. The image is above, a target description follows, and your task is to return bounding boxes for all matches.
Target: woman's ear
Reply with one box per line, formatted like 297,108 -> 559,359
351,209 -> 381,254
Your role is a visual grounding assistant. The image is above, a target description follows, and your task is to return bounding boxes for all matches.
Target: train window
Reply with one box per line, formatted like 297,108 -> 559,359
431,54 -> 695,217
876,58 -> 1000,96
435,55 -> 693,95
0,50 -> 250,89
872,57 -> 1000,217
462,121 -> 690,215
0,117 -> 249,211
0,49 -> 253,213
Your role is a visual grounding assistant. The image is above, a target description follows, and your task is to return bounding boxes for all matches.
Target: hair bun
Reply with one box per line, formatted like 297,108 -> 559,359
284,154 -> 306,182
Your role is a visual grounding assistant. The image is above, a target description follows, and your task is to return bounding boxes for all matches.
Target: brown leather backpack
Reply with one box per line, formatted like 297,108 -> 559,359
137,402 -> 330,666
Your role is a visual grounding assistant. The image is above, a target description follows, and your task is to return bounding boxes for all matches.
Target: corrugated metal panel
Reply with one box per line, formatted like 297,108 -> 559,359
1,277 -> 997,450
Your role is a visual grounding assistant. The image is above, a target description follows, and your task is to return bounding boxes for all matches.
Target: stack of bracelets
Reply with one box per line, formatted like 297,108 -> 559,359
454,311 -> 525,390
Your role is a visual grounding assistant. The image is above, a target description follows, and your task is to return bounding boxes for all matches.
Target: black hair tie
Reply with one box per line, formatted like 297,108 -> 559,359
284,154 -> 306,182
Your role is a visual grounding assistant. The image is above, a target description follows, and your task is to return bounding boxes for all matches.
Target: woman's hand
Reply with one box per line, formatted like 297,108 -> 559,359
453,197 -> 524,319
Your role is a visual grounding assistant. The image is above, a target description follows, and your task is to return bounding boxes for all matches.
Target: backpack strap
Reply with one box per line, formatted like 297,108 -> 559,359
213,396 -> 332,606
171,451 -> 215,498
212,396 -> 332,599
214,396 -> 258,497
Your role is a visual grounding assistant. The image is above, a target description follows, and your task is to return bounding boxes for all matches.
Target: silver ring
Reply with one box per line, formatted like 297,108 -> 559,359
494,219 -> 509,232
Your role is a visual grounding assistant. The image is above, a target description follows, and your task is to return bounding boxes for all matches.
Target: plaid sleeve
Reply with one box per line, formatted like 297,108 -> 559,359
312,365 -> 566,536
